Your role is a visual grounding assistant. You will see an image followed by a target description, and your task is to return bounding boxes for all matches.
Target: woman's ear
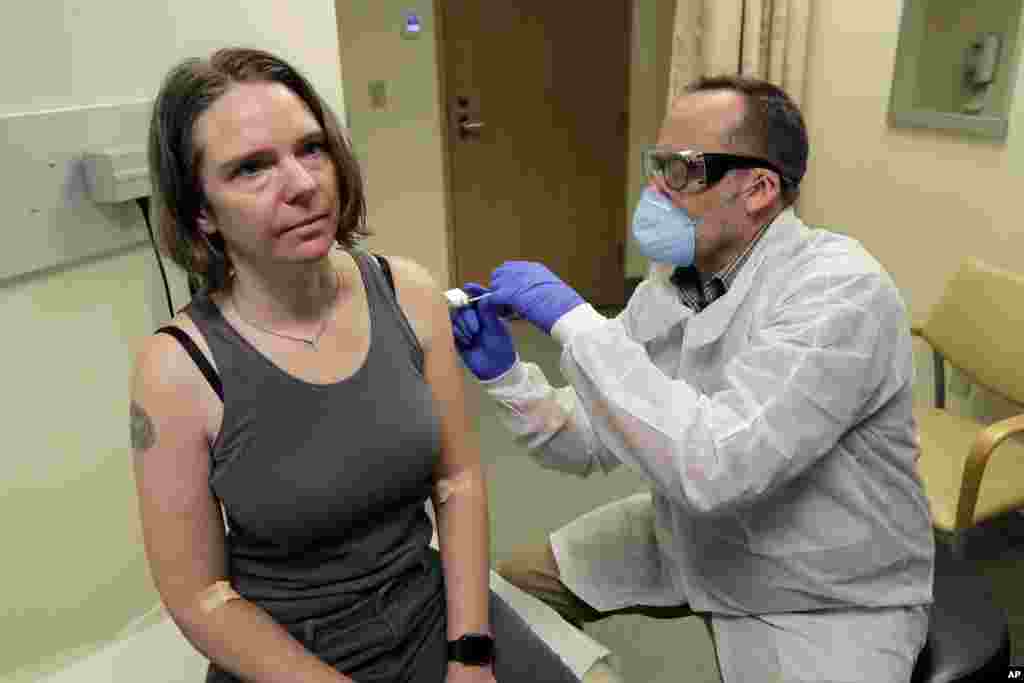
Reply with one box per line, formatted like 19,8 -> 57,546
197,206 -> 214,235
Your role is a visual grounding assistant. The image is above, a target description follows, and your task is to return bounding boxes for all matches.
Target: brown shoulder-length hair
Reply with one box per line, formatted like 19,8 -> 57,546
148,47 -> 370,292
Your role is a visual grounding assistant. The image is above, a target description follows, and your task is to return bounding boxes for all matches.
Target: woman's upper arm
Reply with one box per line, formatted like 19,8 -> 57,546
386,256 -> 481,479
130,332 -> 227,619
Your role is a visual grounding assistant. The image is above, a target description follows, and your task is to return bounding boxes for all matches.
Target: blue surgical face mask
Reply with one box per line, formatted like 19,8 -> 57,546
630,186 -> 697,267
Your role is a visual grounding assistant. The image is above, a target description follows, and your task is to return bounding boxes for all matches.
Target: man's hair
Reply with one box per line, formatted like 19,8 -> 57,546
148,47 -> 370,292
686,76 -> 809,206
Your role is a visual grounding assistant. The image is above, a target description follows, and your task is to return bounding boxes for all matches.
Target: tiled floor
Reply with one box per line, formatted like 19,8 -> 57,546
472,317 -> 1022,681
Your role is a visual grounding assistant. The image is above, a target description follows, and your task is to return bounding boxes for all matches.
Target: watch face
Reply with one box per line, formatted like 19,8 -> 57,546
450,634 -> 495,665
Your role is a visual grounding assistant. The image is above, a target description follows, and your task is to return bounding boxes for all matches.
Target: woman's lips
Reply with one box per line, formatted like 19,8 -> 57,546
279,213 -> 329,235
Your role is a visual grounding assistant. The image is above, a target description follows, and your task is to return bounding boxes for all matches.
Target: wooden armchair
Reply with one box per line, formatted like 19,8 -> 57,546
911,257 -> 1024,544
907,257 -> 1020,682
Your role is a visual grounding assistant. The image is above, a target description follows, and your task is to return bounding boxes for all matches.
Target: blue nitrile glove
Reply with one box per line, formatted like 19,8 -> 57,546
450,283 -> 518,381
489,261 -> 585,334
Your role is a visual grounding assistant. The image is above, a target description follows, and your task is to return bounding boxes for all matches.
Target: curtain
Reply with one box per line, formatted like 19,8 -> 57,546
667,0 -> 813,108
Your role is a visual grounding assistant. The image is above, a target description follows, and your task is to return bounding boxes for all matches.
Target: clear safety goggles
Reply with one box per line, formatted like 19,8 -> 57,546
642,147 -> 787,194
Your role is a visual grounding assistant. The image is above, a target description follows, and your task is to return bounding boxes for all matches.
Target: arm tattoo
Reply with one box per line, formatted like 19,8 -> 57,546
130,400 -> 157,452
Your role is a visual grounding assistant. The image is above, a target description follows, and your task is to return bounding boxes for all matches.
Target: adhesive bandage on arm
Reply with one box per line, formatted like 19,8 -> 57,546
434,470 -> 479,505
197,580 -> 241,614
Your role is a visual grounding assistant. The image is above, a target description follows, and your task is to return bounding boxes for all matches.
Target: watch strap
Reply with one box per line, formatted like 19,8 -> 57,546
447,633 -> 495,665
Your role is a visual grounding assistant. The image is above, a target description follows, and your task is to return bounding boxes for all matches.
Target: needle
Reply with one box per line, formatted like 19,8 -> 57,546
464,292 -> 496,305
445,289 -> 520,319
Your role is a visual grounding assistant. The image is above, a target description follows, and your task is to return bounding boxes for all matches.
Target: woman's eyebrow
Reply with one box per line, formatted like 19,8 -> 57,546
219,149 -> 275,175
296,130 -> 326,146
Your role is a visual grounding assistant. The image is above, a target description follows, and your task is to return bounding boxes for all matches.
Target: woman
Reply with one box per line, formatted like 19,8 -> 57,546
130,47 -> 580,682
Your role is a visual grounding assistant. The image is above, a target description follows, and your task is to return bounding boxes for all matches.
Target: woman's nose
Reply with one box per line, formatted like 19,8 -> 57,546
282,156 -> 317,202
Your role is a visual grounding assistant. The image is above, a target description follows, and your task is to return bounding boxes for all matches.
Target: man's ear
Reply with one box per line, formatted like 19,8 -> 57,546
745,171 -> 780,214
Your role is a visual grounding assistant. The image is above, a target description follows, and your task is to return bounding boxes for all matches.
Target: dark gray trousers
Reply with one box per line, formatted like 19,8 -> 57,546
207,549 -> 579,682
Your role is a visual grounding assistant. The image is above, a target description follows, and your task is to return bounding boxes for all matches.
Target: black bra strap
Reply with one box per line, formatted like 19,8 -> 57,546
155,326 -> 224,402
375,254 -> 396,296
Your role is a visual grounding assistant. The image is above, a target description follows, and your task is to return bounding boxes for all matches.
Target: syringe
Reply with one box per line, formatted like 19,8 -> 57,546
444,288 -> 496,309
444,288 -> 519,319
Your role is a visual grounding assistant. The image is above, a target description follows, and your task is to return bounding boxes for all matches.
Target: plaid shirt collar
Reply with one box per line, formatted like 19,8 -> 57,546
670,222 -> 770,312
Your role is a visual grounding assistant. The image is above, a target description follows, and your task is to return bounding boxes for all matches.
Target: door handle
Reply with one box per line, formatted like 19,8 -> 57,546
457,117 -> 485,139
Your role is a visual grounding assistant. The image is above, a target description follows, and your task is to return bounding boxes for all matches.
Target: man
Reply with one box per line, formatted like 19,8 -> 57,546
450,76 -> 934,682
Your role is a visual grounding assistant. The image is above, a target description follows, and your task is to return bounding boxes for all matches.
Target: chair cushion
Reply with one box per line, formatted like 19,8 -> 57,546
911,542 -> 1010,683
915,406 -> 1024,530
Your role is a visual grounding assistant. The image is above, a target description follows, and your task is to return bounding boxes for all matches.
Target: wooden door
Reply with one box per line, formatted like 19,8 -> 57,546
438,1 -> 631,307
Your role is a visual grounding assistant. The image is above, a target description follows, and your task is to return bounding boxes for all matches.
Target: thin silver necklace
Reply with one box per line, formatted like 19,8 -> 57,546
231,271 -> 342,350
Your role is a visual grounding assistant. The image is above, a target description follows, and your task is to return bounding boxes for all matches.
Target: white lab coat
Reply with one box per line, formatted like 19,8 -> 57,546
484,209 -> 934,680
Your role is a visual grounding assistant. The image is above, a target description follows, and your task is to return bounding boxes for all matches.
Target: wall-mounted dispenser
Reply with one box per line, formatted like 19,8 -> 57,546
962,33 -> 1003,114
82,144 -> 180,314
965,33 -> 1002,88
81,145 -> 151,203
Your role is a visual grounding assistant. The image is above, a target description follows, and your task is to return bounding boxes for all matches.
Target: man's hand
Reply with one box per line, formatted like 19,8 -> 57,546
450,283 -> 518,381
489,261 -> 585,334
447,662 -> 496,683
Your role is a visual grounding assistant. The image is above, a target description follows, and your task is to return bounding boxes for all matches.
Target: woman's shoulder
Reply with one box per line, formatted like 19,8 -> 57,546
379,254 -> 441,291
133,311 -> 218,403
368,253 -> 447,351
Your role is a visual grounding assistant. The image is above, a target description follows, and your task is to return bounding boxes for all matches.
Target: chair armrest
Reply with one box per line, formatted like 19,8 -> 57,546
956,413 -> 1024,528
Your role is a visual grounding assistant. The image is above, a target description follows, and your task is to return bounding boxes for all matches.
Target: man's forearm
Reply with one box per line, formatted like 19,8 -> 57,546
483,360 -> 612,477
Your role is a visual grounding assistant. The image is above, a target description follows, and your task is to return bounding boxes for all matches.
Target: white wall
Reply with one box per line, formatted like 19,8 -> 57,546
800,1 -> 1023,320
0,4 -> 344,116
335,1 -> 451,286
799,2 -> 1024,420
0,2 -> 345,679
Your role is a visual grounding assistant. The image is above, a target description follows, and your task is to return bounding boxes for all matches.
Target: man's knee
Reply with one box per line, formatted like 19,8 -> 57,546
496,540 -> 561,588
498,541 -> 608,630
582,657 -> 624,683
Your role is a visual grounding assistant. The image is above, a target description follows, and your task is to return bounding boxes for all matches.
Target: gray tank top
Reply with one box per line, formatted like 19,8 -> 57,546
184,249 -> 441,625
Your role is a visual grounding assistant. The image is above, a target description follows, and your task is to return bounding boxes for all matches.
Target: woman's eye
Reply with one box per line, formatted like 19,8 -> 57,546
300,141 -> 326,157
234,161 -> 267,178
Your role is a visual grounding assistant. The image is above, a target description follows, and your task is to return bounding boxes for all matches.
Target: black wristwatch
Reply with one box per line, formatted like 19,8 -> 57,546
447,633 -> 495,666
